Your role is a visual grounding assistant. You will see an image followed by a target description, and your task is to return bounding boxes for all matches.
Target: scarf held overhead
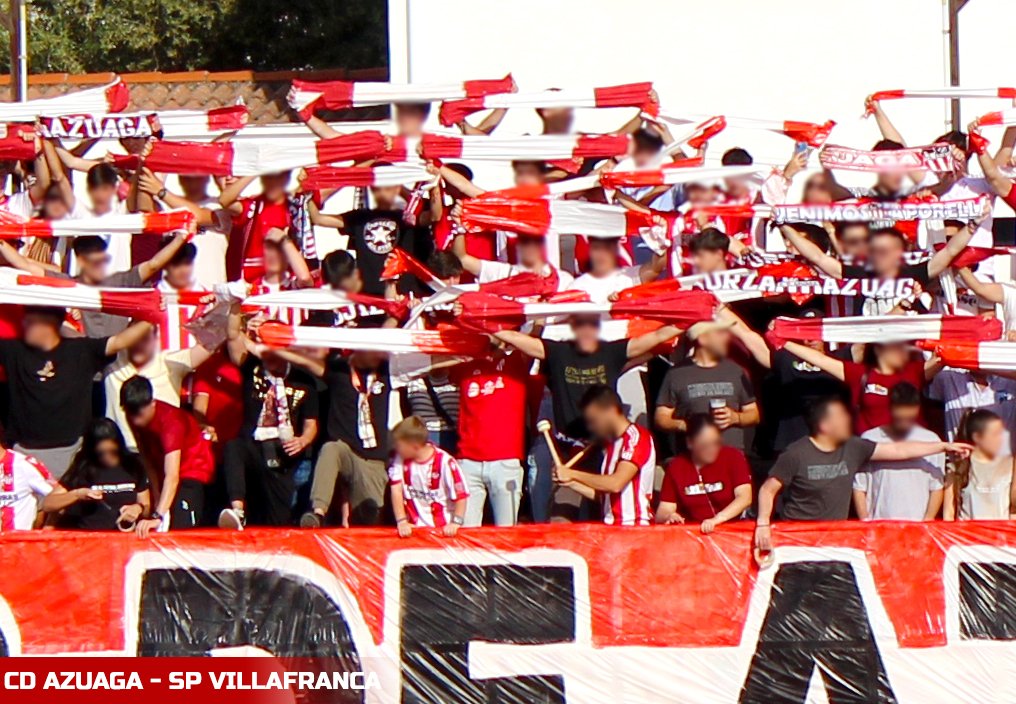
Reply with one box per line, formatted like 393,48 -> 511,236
38,105 -> 249,141
419,133 -> 630,162
0,78 -> 129,122
770,314 -> 1001,344
0,268 -> 163,322
819,144 -> 956,173
461,197 -> 656,238
0,209 -> 193,239
696,197 -> 987,224
258,322 -> 490,356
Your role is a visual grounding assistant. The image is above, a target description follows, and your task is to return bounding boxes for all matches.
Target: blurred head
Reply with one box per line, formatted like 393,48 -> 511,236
126,326 -> 159,369
783,223 -> 832,256
511,160 -> 547,186
391,415 -> 430,459
959,409 -> 1005,457
887,382 -> 921,438
632,127 -> 665,167
394,103 -> 431,137
42,183 -> 70,220
350,350 -> 385,371
427,250 -> 463,286
537,104 -> 574,135
261,350 -> 290,378
179,174 -> 211,200
872,139 -> 906,193
868,228 -> 906,276
259,172 -> 290,201
685,414 -> 724,466
85,163 -> 119,212
442,163 -> 474,201
796,309 -> 825,351
689,228 -> 729,273
162,238 -> 197,289
685,181 -> 717,205
806,397 -> 854,443
588,237 -> 619,276
369,184 -> 401,209
322,250 -> 361,292
802,173 -> 833,204
835,222 -> 870,258
871,342 -> 910,371
263,237 -> 286,277
580,385 -> 627,441
81,418 -> 129,470
21,306 -> 64,348
120,375 -> 157,428
516,234 -> 546,268
934,130 -> 971,173
569,314 -> 602,353
687,320 -> 733,360
72,236 -> 112,283
721,148 -> 753,197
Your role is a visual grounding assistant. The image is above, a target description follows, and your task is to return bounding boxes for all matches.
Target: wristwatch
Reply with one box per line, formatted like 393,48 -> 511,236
148,511 -> 163,522
452,515 -> 464,526
156,187 -> 167,200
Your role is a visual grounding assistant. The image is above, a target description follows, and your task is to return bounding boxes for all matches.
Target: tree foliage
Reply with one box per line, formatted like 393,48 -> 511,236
0,0 -> 387,74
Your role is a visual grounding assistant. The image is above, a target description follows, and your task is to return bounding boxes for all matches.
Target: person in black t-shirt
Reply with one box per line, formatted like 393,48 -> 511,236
44,419 -> 150,532
0,306 -> 153,479
303,250 -> 391,330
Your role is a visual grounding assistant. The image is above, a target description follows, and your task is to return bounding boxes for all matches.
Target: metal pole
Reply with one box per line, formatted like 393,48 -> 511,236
9,0 -> 27,103
947,0 -> 970,130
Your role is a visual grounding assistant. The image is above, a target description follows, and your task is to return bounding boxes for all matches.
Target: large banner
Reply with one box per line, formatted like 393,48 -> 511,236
1,522 -> 1016,702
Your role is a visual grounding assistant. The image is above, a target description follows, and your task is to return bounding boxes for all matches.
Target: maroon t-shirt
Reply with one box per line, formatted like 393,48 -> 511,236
842,359 -> 925,434
132,401 -> 215,485
660,446 -> 752,522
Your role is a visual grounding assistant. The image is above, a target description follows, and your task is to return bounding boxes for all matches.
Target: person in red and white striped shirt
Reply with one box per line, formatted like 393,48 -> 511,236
389,416 -> 469,537
244,227 -> 316,326
555,385 -> 656,526
156,238 -> 207,352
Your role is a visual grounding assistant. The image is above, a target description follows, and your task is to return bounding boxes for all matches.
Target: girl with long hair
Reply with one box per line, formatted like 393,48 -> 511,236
944,409 -> 1016,521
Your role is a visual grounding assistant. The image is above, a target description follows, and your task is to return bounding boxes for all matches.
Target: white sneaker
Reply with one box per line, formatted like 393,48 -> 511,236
218,508 -> 246,531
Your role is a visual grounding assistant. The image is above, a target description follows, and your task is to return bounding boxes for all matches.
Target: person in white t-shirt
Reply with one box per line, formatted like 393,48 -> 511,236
570,236 -> 666,303
853,383 -> 945,521
453,229 -> 574,291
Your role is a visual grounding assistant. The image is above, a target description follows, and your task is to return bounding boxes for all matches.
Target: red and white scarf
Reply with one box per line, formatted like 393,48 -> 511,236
0,268 -> 163,321
922,341 -> 1016,372
819,143 -> 956,173
769,314 -> 1001,344
975,109 -> 1016,127
0,124 -> 38,161
258,321 -> 490,356
654,111 -> 835,147
38,105 -> 248,141
868,87 -> 1016,112
696,196 -> 987,224
289,76 -> 514,119
419,133 -> 630,162
0,78 -> 129,122
439,82 -> 655,126
300,163 -> 434,190
601,164 -> 765,189
0,209 -> 193,239
461,197 -> 655,238
110,132 -> 389,177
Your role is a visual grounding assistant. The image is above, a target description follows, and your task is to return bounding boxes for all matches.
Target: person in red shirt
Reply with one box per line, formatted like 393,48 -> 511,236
219,172 -> 293,282
656,415 -> 753,533
779,340 -> 938,433
450,347 -> 529,526
120,375 -> 215,537
191,352 -> 245,462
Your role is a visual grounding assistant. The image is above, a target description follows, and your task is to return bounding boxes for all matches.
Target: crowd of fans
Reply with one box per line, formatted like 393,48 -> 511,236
0,83 -> 1014,551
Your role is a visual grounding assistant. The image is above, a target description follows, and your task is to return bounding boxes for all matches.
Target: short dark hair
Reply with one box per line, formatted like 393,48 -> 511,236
805,397 -> 846,436
322,250 -> 357,288
834,221 -> 870,238
872,139 -> 904,152
427,250 -> 463,279
511,160 -> 548,174
889,382 -> 921,408
444,162 -> 474,182
579,384 -> 624,413
787,223 -> 833,254
869,227 -> 907,246
394,102 -> 431,119
120,375 -> 154,415
632,127 -> 665,154
721,148 -> 753,166
934,130 -> 968,153
72,236 -> 108,257
86,163 -> 119,189
685,414 -> 720,442
23,305 -> 65,325
689,227 -> 729,254
161,237 -> 196,265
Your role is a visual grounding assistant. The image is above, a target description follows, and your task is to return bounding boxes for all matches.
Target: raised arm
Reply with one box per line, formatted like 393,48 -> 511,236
105,321 -> 154,356
780,224 -> 843,278
439,164 -> 485,198
0,240 -> 51,276
626,325 -> 682,358
969,123 -> 1015,197
218,175 -> 256,210
718,306 -> 772,368
137,232 -> 188,282
493,329 -> 546,360
137,169 -> 218,226
927,216 -> 979,279
265,227 -> 315,288
870,440 -> 971,463
308,197 -> 345,229
782,341 -> 845,380
956,266 -> 1005,304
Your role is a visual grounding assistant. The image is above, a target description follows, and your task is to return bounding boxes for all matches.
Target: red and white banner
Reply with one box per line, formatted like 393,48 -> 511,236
258,321 -> 490,355
870,87 -> 1016,105
438,82 -> 655,126
38,105 -> 249,141
109,132 -> 389,176
600,163 -> 764,189
0,209 -> 193,239
0,268 -> 163,321
698,196 -> 987,224
461,197 -> 655,238
289,76 -> 514,119
923,340 -> 1016,371
3,524 -> 1016,703
655,111 -> 836,147
0,124 -> 38,160
299,163 -> 434,190
420,133 -> 630,162
477,174 -> 602,200
820,143 -> 956,173
770,313 -> 1001,344
0,78 -> 129,122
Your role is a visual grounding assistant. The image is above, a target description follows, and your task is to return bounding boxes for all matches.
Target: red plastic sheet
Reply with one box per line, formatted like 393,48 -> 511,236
2,522 -> 1016,702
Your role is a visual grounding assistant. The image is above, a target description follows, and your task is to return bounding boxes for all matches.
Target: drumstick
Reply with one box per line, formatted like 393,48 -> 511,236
536,419 -> 563,467
562,442 -> 593,469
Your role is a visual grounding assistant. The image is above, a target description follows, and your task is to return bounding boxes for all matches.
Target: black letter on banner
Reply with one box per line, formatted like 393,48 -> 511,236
400,564 -> 574,704
138,569 -> 363,704
0,627 -> 7,657
739,561 -> 897,704
958,562 -> 1016,639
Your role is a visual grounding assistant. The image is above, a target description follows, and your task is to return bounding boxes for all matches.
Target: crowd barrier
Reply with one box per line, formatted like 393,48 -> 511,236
1,521 -> 1016,702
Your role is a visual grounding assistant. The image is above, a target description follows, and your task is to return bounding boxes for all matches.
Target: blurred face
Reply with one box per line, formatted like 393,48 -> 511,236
76,249 -> 111,283
263,351 -> 289,377
803,175 -> 833,204
875,343 -> 910,371
875,171 -> 905,194
588,239 -> 618,275
43,196 -> 70,220
688,424 -> 723,465
696,329 -> 731,359
724,176 -> 751,199
837,225 -> 870,258
95,439 -> 121,469
351,350 -> 385,370
888,403 -> 920,437
394,438 -> 426,460
263,241 -> 285,276
179,175 -> 210,200
260,172 -> 290,201
692,248 -> 726,274
165,261 -> 194,289
869,233 -> 904,276
516,236 -> 544,267
88,183 -> 117,212
394,105 -> 428,137
632,147 -> 658,169
126,402 -> 156,428
685,184 -> 715,205
22,313 -> 61,348
512,163 -> 544,186
538,107 -> 574,135
127,329 -> 158,368
819,402 -> 854,443
370,185 -> 400,209
582,402 -> 619,442
974,419 -> 1006,456
570,316 -> 601,353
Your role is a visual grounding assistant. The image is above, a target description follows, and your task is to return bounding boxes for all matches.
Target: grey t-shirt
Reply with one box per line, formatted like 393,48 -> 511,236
656,358 -> 755,450
769,436 -> 877,521
73,267 -> 146,338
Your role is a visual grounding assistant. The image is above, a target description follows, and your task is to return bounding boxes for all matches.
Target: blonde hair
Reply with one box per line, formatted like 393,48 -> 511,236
391,416 -> 429,445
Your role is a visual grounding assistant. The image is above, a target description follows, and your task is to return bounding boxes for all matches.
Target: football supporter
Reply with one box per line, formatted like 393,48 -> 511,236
944,409 -> 1016,521
219,172 -> 294,282
120,375 -> 216,536
389,415 -> 469,537
0,443 -> 58,531
655,414 -> 752,532
553,385 -> 656,527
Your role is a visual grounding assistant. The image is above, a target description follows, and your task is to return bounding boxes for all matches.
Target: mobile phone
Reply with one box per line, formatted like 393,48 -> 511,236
794,141 -> 812,159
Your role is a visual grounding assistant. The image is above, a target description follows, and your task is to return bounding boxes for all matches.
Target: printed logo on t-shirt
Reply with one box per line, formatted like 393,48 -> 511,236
864,383 -> 889,397
684,481 -> 723,496
370,380 -> 386,395
792,361 -> 822,373
466,377 -> 505,398
999,391 -> 1013,403
806,462 -> 850,481
0,491 -> 15,507
563,364 -> 608,386
363,219 -> 398,254
686,381 -> 735,400
35,360 -> 55,381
